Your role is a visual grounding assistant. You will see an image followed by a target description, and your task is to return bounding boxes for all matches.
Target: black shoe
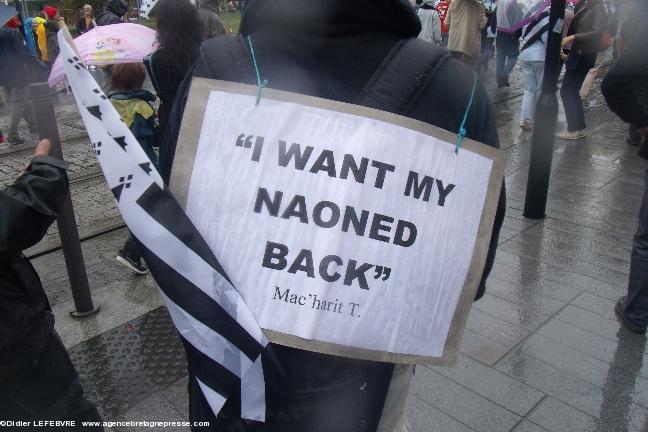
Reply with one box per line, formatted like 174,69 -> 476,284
627,138 -> 641,146
615,297 -> 646,333
116,249 -> 148,275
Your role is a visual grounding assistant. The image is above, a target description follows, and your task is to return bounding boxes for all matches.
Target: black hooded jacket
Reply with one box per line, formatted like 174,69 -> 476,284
0,156 -> 69,384
161,1 -> 505,430
95,0 -> 128,26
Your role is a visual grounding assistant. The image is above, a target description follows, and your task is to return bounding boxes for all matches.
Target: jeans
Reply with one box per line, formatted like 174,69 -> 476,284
496,33 -> 519,82
623,166 -> 648,329
560,55 -> 596,132
441,32 -> 448,47
520,61 -> 545,122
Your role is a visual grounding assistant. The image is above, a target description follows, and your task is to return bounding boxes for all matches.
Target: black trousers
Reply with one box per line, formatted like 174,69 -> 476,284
0,331 -> 103,431
560,54 -> 596,132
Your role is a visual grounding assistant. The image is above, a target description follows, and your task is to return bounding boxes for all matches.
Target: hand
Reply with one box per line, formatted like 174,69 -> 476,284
33,139 -> 52,157
640,127 -> 648,140
561,53 -> 568,61
562,35 -> 575,46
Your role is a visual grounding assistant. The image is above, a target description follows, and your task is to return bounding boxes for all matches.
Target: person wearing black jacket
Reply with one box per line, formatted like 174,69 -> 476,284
0,140 -> 103,430
95,0 -> 128,26
161,1 -> 505,430
602,1 -> 648,334
557,0 -> 608,140
0,25 -> 37,144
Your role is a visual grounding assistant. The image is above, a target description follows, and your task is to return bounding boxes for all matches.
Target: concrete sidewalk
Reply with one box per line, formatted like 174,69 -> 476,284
5,62 -> 647,431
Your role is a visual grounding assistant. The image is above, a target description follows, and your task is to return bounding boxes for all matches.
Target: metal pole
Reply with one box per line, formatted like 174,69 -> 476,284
29,82 -> 100,318
523,0 -> 566,219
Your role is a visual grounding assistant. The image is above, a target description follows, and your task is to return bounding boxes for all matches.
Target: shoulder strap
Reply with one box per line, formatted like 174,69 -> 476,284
355,38 -> 450,116
521,22 -> 550,52
143,53 -> 162,96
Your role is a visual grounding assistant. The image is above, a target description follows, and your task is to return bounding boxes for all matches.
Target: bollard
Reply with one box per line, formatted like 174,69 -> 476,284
523,0 -> 566,219
29,82 -> 100,318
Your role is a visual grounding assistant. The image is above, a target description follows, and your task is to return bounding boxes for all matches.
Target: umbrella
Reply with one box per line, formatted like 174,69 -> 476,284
0,3 -> 16,27
48,23 -> 157,87
496,0 -> 551,33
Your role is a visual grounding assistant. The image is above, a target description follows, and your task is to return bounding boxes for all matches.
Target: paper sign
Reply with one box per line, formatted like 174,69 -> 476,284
171,79 -> 505,365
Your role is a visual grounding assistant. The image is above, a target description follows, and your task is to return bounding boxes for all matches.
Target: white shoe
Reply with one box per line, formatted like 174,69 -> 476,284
557,130 -> 585,140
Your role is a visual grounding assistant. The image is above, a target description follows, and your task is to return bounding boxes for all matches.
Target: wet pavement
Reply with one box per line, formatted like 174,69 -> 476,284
2,57 -> 647,431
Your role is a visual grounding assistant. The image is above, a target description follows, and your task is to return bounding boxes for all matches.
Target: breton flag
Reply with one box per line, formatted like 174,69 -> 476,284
139,0 -> 159,20
58,30 -> 273,422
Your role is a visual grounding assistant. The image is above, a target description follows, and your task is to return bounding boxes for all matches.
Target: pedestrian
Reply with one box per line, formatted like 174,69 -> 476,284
557,0 -> 608,140
32,16 -> 48,62
602,0 -> 648,334
615,0 -> 642,147
494,3 -> 523,88
446,0 -> 487,67
145,0 -> 204,179
95,0 -> 128,26
417,0 -> 443,45
43,5 -> 62,65
0,18 -> 37,145
518,6 -> 550,130
77,4 -> 96,35
108,63 -> 158,274
161,0 -> 506,430
23,17 -> 38,57
0,139 -> 104,431
197,0 -> 227,40
436,0 -> 451,46
478,2 -> 497,73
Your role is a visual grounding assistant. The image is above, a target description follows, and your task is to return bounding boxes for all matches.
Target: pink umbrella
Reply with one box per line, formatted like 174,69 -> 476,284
48,23 -> 157,87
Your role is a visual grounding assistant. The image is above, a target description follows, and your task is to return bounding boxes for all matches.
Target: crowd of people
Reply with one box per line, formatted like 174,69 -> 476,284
0,0 -> 647,431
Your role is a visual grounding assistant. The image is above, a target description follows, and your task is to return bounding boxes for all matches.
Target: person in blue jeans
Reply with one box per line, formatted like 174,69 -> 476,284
518,8 -> 550,130
602,0 -> 648,333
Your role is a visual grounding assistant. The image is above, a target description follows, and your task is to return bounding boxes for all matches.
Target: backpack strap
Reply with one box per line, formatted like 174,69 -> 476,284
355,38 -> 450,116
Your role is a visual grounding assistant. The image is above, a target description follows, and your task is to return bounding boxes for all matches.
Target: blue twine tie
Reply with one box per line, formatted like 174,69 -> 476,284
247,35 -> 268,105
455,70 -> 478,154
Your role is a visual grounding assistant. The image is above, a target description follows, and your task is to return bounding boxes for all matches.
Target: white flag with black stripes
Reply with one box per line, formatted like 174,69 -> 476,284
58,30 -> 273,422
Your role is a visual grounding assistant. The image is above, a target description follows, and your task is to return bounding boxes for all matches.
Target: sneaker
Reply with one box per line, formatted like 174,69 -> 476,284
614,297 -> 646,333
556,130 -> 585,140
520,120 -> 533,131
115,249 -> 148,275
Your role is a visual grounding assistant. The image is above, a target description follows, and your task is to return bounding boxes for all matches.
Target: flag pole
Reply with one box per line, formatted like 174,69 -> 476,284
28,20 -> 100,318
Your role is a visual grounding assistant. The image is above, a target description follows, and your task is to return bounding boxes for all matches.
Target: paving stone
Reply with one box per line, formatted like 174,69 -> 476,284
537,318 -> 648,379
511,420 -> 551,432
571,292 -> 618,318
460,328 -> 514,366
556,305 -> 628,342
410,367 -> 521,432
515,333 -> 648,392
162,377 -> 190,419
472,293 -> 550,330
466,309 -> 531,348
406,395 -> 477,432
115,393 -> 189,432
496,350 -> 648,430
430,354 -> 545,416
527,397 -> 622,432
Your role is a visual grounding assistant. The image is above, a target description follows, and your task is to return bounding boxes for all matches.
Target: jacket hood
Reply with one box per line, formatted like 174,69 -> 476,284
108,89 -> 156,102
106,0 -> 128,17
239,0 -> 421,38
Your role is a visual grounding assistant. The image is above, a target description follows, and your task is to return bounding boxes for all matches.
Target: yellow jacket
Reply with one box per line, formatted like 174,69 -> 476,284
33,18 -> 48,62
